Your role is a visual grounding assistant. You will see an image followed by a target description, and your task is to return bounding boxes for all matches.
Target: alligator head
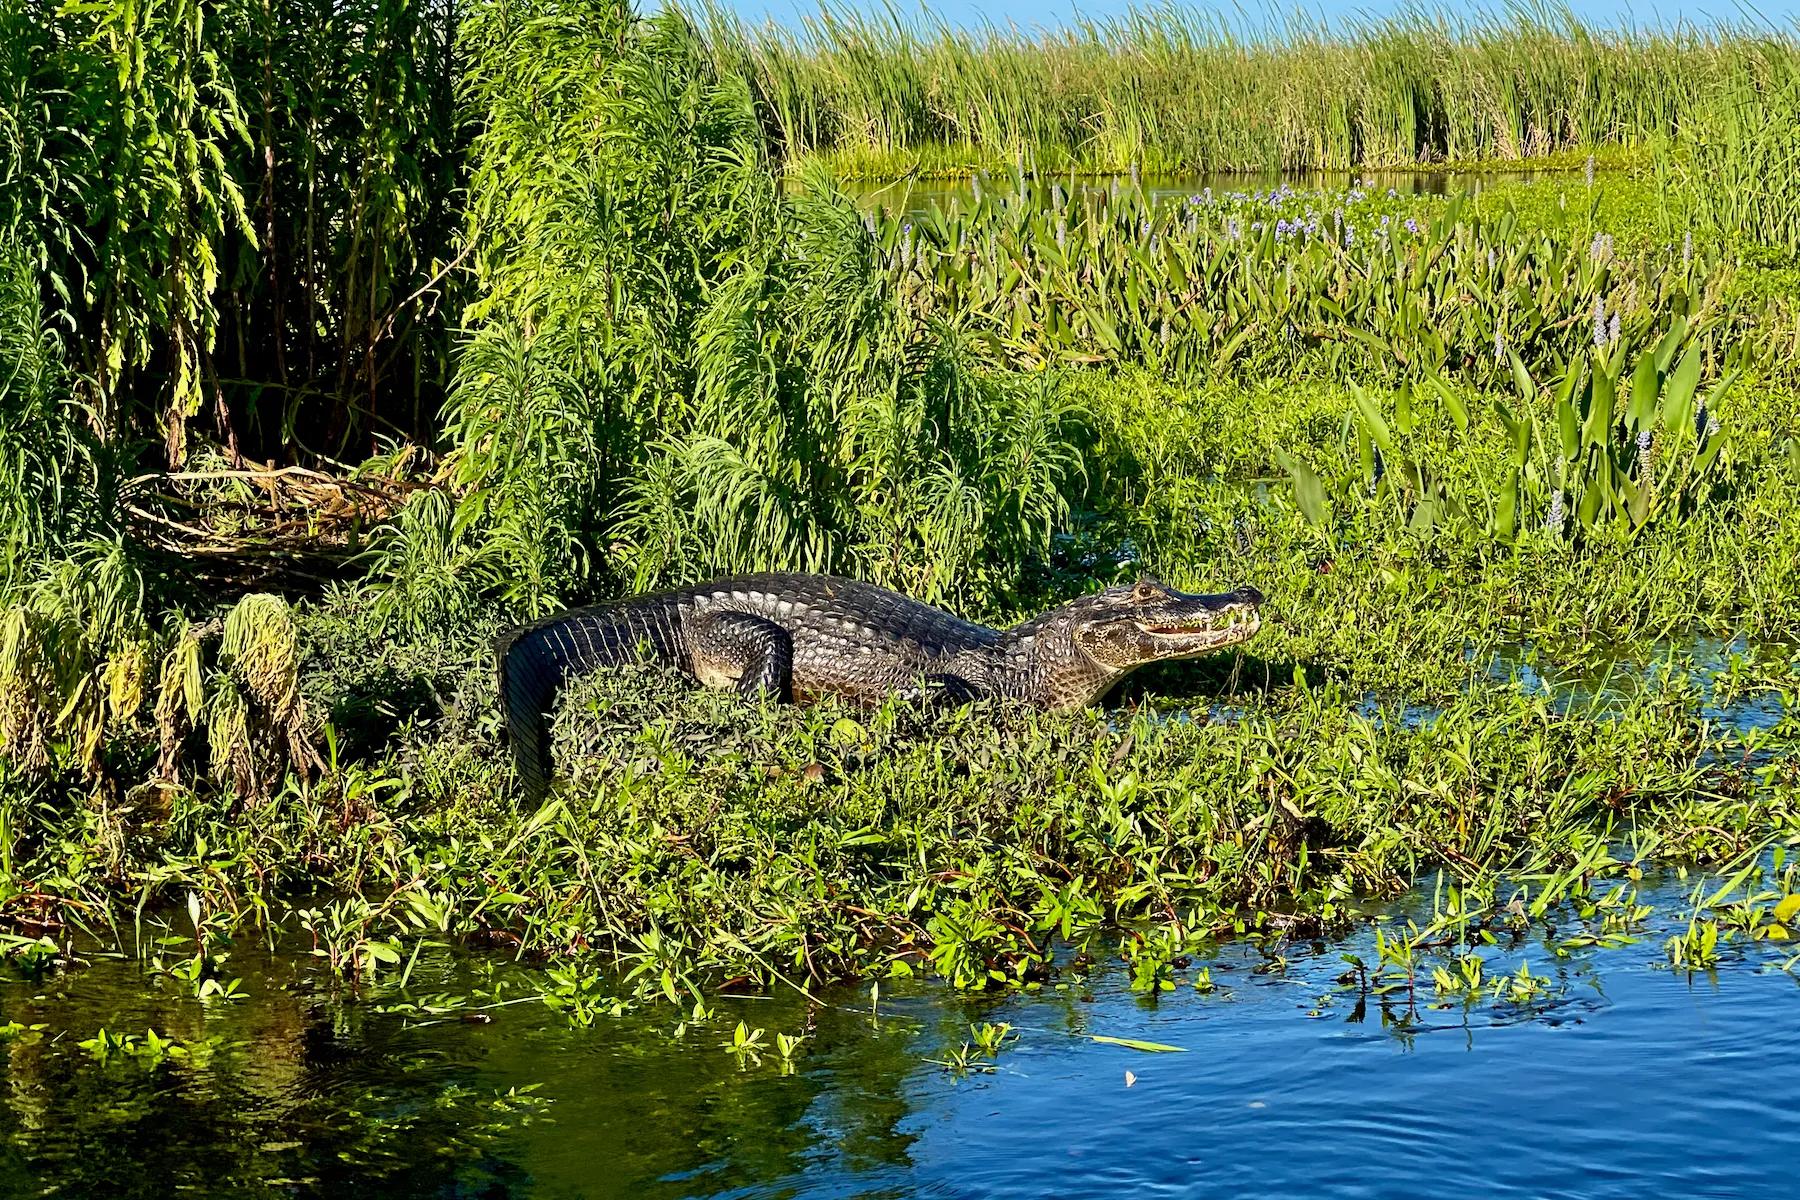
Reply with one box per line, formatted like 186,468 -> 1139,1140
1072,576 -> 1264,667
1015,577 -> 1264,706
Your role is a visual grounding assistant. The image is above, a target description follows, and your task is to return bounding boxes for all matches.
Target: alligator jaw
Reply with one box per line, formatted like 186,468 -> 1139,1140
1132,593 -> 1262,656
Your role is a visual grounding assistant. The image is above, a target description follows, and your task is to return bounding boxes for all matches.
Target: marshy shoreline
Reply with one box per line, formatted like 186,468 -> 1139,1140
3,1 -> 1800,1194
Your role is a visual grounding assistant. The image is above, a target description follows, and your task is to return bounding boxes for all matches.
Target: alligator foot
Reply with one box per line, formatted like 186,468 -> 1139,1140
896,672 -> 983,711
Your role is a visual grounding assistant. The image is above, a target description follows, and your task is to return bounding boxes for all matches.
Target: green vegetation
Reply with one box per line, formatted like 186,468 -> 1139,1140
375,1 -> 1082,621
1,0 -> 1799,1024
686,2 -> 1800,176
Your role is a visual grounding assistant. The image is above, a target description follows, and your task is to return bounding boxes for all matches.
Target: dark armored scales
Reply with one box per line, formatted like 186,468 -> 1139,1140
497,572 -> 1264,798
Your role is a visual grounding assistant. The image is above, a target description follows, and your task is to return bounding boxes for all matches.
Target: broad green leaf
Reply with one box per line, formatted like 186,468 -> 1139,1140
1654,317 -> 1688,373
1275,450 -> 1328,528
1584,359 -> 1615,448
1556,393 -> 1580,462
1627,351 -> 1659,429
1507,346 -> 1535,403
1494,470 -> 1519,541
1429,375 -> 1469,432
1660,342 -> 1702,438
1694,429 -> 1727,474
1577,473 -> 1605,531
1350,384 -> 1395,453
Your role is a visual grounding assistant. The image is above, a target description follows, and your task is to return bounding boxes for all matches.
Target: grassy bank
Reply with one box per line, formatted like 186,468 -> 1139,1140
7,342 -> 1800,1001
4,596 -> 1795,1005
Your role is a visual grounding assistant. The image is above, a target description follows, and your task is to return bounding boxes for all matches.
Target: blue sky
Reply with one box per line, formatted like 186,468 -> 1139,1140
705,2 -> 1799,34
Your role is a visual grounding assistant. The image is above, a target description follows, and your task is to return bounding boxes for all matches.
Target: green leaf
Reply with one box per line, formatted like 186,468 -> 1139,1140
1694,429 -> 1727,474
1494,470 -> 1520,541
1350,384 -> 1395,453
1087,1034 -> 1189,1053
1356,424 -> 1376,482
1274,450 -> 1328,528
1654,317 -> 1688,373
1394,382 -> 1414,435
1584,358 -> 1615,448
1627,351 -> 1659,429
1507,346 -> 1535,403
1625,474 -> 1651,527
1661,342 -> 1702,438
1429,375 -> 1469,432
1492,397 -> 1533,469
1409,499 -> 1438,534
1577,472 -> 1606,531
1556,392 -> 1580,462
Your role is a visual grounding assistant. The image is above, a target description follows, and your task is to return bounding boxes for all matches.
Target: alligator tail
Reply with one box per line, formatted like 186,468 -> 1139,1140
493,621 -> 544,802
495,610 -> 605,802
495,605 -> 677,801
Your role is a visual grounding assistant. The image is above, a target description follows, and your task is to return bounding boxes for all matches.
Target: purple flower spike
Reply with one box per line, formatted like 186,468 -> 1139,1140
1543,490 -> 1566,535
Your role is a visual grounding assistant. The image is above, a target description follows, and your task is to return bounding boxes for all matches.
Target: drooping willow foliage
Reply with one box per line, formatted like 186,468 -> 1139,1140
365,0 -> 1085,628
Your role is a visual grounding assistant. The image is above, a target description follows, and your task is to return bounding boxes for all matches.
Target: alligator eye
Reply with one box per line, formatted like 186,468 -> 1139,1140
1129,579 -> 1162,603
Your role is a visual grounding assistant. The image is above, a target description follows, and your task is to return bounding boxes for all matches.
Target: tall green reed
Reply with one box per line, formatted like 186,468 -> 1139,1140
1667,51 -> 1800,260
687,2 -> 1792,175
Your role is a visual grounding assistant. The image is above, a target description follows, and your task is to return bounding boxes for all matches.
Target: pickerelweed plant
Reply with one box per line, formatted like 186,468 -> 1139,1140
1324,319 -> 1735,549
875,172 -> 1748,391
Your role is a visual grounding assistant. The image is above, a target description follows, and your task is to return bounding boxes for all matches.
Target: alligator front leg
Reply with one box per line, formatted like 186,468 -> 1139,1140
689,610 -> 793,702
895,672 -> 984,710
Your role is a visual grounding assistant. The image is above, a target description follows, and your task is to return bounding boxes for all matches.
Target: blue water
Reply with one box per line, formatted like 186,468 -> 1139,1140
1485,633 -> 1794,735
9,864 -> 1793,1198
880,946 -> 1798,1199
498,887 -> 1800,1199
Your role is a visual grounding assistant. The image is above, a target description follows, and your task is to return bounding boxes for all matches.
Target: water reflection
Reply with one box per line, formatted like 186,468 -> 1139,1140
1483,632 -> 1796,734
3,868 -> 1798,1198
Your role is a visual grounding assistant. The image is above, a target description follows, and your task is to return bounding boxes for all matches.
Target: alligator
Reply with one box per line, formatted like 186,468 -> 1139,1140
496,573 -> 1264,799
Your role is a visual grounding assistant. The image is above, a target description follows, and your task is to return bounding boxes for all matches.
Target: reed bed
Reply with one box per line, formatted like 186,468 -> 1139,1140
688,2 -> 1800,175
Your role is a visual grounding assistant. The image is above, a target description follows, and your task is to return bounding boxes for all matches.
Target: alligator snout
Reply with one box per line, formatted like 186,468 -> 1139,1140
1228,585 -> 1264,607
